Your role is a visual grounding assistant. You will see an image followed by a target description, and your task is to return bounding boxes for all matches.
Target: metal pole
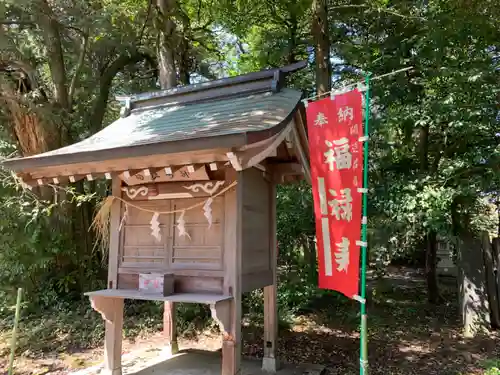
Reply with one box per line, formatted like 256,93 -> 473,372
359,74 -> 371,375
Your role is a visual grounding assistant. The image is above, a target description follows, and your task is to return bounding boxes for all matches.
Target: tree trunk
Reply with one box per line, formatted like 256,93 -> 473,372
307,236 -> 317,282
497,197 -> 500,237
156,0 -> 178,90
37,0 -> 69,109
458,233 -> 491,337
481,232 -> 500,328
311,0 -> 331,95
89,51 -> 149,134
419,125 -> 429,171
177,12 -> 191,86
287,7 -> 298,65
178,35 -> 190,85
419,124 -> 441,303
425,230 -> 441,304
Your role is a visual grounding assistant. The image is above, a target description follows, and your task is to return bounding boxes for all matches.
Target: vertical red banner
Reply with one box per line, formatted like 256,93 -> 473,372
306,90 -> 364,298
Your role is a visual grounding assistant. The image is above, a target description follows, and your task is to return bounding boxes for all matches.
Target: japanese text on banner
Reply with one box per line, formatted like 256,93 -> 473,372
306,90 -> 364,298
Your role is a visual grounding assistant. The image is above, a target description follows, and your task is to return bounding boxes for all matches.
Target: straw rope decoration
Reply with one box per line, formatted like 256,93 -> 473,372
91,181 -> 238,254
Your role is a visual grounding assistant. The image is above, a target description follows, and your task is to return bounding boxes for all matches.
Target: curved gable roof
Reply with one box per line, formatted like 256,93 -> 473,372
2,61 -> 308,179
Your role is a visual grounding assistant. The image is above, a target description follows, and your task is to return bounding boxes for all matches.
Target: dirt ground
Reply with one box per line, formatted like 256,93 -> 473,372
3,267 -> 499,375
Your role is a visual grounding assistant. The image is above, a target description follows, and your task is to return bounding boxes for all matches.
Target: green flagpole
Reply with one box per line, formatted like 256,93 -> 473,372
359,73 -> 371,375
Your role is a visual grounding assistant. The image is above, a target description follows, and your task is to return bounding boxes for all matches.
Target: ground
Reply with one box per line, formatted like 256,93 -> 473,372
1,267 -> 499,375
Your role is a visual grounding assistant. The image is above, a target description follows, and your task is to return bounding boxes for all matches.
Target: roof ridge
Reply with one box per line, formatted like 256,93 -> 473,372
115,61 -> 307,106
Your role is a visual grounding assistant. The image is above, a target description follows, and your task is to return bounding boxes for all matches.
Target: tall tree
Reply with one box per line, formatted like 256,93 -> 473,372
311,0 -> 330,94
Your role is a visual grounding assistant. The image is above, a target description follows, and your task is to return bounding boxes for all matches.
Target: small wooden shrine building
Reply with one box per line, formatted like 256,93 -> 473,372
2,62 -> 311,375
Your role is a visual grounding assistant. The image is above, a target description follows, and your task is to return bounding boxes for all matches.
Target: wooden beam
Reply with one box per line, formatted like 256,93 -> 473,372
20,174 -> 87,187
262,182 -> 280,372
290,117 -> 311,183
28,148 -> 231,179
239,122 -> 293,170
121,181 -> 227,200
270,163 -> 303,183
121,165 -> 209,185
226,152 -> 242,171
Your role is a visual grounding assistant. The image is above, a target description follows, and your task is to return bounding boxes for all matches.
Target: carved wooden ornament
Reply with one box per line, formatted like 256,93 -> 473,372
122,186 -> 148,199
183,181 -> 224,195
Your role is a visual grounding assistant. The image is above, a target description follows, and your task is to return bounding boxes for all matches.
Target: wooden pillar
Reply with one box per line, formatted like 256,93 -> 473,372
108,177 -> 122,289
262,182 -> 279,372
163,301 -> 179,356
91,297 -> 124,375
221,178 -> 241,375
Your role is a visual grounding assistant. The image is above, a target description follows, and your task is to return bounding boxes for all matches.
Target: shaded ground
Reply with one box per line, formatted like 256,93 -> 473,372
1,267 -> 499,375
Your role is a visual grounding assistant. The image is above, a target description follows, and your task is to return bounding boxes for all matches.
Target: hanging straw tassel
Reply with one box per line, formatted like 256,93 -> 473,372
91,196 -> 116,256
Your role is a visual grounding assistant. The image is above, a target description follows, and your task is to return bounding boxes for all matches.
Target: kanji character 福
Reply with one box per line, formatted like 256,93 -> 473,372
324,138 -> 352,171
328,188 -> 353,221
335,237 -> 350,272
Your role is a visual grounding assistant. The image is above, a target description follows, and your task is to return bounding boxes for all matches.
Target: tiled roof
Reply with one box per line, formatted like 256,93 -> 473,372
32,88 -> 301,158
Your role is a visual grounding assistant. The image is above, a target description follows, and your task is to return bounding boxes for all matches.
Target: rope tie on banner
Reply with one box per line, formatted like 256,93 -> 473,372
353,295 -> 366,304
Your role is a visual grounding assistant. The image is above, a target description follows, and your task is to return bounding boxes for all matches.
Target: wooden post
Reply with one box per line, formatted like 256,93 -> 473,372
163,301 -> 179,356
108,178 -> 122,289
262,182 -> 279,373
91,297 -> 124,375
481,232 -> 500,328
221,177 -> 241,375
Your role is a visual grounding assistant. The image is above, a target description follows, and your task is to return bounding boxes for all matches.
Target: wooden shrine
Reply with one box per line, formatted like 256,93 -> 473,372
2,61 -> 311,375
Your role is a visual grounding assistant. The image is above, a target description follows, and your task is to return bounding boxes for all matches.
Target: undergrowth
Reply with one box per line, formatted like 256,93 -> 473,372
0,268 -> 332,357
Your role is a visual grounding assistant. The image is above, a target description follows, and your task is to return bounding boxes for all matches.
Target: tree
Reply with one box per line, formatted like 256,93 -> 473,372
331,0 -> 500,302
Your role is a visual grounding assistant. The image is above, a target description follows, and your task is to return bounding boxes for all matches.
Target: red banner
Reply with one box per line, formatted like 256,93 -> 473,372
306,90 -> 364,298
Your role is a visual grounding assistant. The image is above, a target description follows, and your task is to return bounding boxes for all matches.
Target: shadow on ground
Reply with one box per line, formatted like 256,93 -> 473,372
242,268 -> 499,375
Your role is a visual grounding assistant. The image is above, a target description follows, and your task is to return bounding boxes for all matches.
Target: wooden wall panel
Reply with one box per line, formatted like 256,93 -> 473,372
171,197 -> 224,271
174,276 -> 223,294
241,168 -> 271,278
116,188 -> 226,294
117,273 -> 223,294
120,200 -> 170,268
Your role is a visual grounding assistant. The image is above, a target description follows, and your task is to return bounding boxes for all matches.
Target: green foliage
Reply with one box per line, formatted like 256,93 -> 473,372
482,360 -> 500,375
0,0 -> 498,362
